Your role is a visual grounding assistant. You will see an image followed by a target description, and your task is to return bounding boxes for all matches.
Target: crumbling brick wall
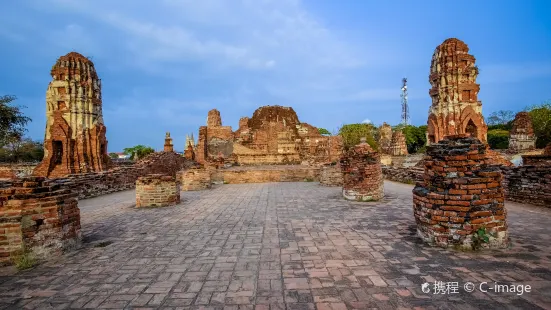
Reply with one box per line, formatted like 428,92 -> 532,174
0,177 -> 81,265
319,164 -> 343,186
340,138 -> 384,201
501,165 -> 551,207
382,166 -> 424,184
47,152 -> 190,199
180,167 -> 211,191
136,174 -> 180,208
412,135 -> 508,250
222,166 -> 319,184
197,109 -> 234,163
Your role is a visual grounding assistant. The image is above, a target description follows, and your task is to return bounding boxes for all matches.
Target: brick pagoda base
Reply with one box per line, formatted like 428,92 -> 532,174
181,168 -> 212,191
412,135 -> 509,250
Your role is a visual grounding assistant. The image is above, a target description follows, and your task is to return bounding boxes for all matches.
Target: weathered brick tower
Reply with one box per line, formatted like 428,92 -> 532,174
34,52 -> 108,178
427,38 -> 487,145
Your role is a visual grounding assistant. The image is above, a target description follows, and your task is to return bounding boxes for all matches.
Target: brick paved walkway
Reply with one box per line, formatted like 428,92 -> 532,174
1,181 -> 550,309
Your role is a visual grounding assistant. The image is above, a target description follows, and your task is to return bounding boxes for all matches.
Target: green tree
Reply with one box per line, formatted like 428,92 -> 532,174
0,95 -> 31,146
487,129 -> 509,149
486,110 -> 514,127
318,128 -> 331,136
526,101 -> 551,148
338,123 -> 378,151
396,125 -> 427,154
123,145 -> 155,160
109,152 -> 119,159
0,138 -> 44,162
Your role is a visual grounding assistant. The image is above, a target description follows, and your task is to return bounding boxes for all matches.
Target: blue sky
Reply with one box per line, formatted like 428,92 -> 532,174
1,0 -> 550,152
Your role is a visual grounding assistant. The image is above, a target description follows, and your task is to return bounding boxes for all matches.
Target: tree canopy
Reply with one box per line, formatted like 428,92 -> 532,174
395,125 -> 427,154
317,128 -> 331,136
338,123 -> 378,151
526,101 -> 551,148
0,95 -> 31,147
123,145 -> 155,160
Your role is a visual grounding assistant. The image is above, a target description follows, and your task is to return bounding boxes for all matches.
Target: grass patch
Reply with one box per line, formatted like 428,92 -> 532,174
11,247 -> 36,271
94,241 -> 113,248
304,178 -> 314,182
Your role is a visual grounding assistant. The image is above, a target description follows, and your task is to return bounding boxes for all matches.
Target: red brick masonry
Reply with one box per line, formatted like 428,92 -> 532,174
340,139 -> 384,201
413,135 -> 509,250
181,167 -> 211,191
136,174 -> 180,208
0,176 -> 81,265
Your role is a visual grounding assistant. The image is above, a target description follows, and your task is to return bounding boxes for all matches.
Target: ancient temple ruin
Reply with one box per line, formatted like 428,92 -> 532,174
33,52 -> 108,178
197,106 -> 342,165
509,112 -> 536,152
389,130 -> 408,156
378,123 -> 392,154
426,38 -> 487,145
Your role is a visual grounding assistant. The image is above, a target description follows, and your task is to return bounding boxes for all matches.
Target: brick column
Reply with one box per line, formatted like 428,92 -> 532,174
340,138 -> 384,201
412,134 -> 509,250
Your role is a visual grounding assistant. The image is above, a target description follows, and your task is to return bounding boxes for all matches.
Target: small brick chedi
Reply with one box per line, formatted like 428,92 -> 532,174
508,112 -> 536,152
34,52 -> 108,178
412,135 -> 508,250
135,174 -> 180,208
163,132 -> 174,152
389,130 -> 408,156
427,38 -> 487,145
340,138 -> 384,201
0,177 -> 81,264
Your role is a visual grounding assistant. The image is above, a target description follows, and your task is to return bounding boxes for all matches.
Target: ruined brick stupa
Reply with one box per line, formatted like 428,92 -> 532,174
34,52 -> 108,178
427,38 -> 487,145
508,112 -> 536,152
413,135 -> 508,250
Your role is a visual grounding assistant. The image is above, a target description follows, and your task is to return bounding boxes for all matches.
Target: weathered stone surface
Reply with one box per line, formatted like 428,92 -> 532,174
545,143 -> 551,156
0,177 -> 81,265
33,52 -> 109,178
163,132 -> 174,152
180,167 -> 211,191
378,123 -> 393,155
319,163 -> 342,186
509,112 -> 536,152
413,134 -> 508,250
427,38 -> 487,145
389,130 -> 408,156
341,138 -> 384,201
136,174 -> 180,208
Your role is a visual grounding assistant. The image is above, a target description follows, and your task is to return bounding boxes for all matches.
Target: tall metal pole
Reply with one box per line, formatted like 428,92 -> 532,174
401,77 -> 409,126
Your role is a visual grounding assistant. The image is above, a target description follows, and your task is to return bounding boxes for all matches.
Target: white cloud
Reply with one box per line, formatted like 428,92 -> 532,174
362,118 -> 372,124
